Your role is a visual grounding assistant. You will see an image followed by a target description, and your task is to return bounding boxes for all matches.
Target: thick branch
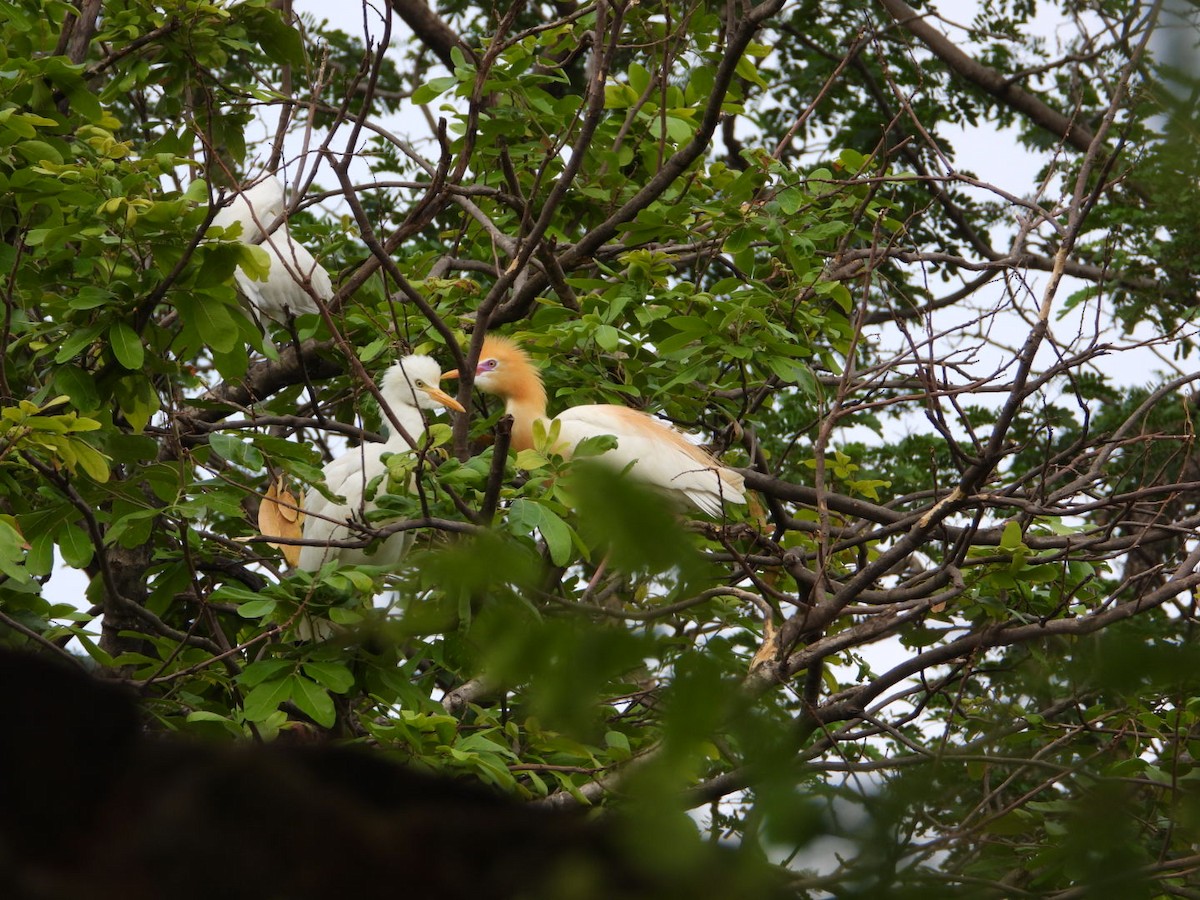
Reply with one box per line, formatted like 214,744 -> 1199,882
876,0 -> 1097,152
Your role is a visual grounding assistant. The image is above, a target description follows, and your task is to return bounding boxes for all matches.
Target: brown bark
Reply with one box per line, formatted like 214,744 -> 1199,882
54,0 -> 103,64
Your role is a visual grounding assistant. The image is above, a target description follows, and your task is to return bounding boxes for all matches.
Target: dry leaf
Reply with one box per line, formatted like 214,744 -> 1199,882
259,478 -> 305,568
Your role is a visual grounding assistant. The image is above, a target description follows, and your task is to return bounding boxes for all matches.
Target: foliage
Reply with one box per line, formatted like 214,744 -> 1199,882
3,0 -> 1200,894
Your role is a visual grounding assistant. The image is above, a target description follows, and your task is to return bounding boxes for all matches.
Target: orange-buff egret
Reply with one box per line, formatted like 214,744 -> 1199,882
298,356 -> 465,572
209,176 -> 329,324
445,336 -> 745,516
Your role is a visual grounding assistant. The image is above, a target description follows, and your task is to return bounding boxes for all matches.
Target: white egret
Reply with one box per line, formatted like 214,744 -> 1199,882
297,355 -> 465,572
210,176 -> 285,244
234,233 -> 330,323
445,336 -> 746,516
209,175 -> 329,324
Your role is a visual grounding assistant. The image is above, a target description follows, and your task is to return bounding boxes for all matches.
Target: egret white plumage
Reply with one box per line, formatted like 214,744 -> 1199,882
209,175 -> 329,324
210,176 -> 285,244
234,232 -> 329,323
298,355 -> 465,572
445,336 -> 746,516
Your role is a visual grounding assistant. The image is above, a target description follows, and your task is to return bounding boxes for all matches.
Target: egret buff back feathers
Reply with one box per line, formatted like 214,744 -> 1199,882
297,355 -> 465,572
450,335 -> 746,517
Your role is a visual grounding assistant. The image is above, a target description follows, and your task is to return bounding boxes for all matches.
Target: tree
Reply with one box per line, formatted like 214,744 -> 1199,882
2,0 -> 1199,894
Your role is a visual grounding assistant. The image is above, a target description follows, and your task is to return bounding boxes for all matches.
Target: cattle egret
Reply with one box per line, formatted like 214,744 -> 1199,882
445,336 -> 746,516
234,232 -> 329,323
209,175 -> 329,324
298,355 -> 465,572
210,176 -> 285,244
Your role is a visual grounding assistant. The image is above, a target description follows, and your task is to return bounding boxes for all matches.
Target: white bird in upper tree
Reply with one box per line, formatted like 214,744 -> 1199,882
209,175 -> 329,324
234,232 -> 330,324
444,335 -> 746,516
210,176 -> 285,244
298,355 -> 465,572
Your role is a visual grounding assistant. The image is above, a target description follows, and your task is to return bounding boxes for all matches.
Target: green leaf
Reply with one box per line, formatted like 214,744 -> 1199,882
568,462 -> 697,576
723,227 -> 753,254
303,661 -> 355,694
186,710 -> 232,724
508,498 -> 574,566
51,366 -> 100,412
61,79 -> 102,122
777,186 -> 804,215
413,75 -> 457,104
734,53 -> 766,88
664,115 -> 693,143
236,244 -> 271,282
1000,520 -> 1024,552
289,675 -> 336,728
0,517 -> 30,583
627,62 -> 651,95
983,809 -> 1036,836
72,633 -> 115,668
605,729 -> 631,761
57,521 -> 94,568
176,293 -> 239,354
108,322 -> 145,370
595,324 -> 620,351
194,243 -> 241,287
53,324 -> 104,364
358,335 -> 389,363
69,438 -> 110,482
328,607 -> 364,626
571,434 -> 618,458
515,448 -> 550,470
248,6 -> 306,67
208,432 -> 264,471
105,507 -> 158,548
604,83 -> 637,109
236,599 -> 277,619
241,677 -> 293,723
536,507 -> 573,566
70,286 -> 115,310
239,659 -> 293,687
112,374 -> 159,434
15,139 -> 63,165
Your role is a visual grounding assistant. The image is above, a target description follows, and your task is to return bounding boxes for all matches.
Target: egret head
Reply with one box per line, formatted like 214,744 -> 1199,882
444,335 -> 545,405
380,355 -> 465,413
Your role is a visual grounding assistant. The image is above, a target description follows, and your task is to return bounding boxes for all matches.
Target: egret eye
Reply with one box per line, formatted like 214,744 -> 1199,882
481,359 -> 498,371
414,379 -> 426,387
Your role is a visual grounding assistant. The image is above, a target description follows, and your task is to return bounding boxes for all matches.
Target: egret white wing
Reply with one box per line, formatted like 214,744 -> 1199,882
554,405 -> 745,516
297,499 -> 348,572
298,438 -> 421,571
211,177 -> 285,245
235,232 -> 329,323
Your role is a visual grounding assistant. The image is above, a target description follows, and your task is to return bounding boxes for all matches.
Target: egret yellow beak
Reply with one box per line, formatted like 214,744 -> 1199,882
421,383 -> 466,413
441,369 -> 459,380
